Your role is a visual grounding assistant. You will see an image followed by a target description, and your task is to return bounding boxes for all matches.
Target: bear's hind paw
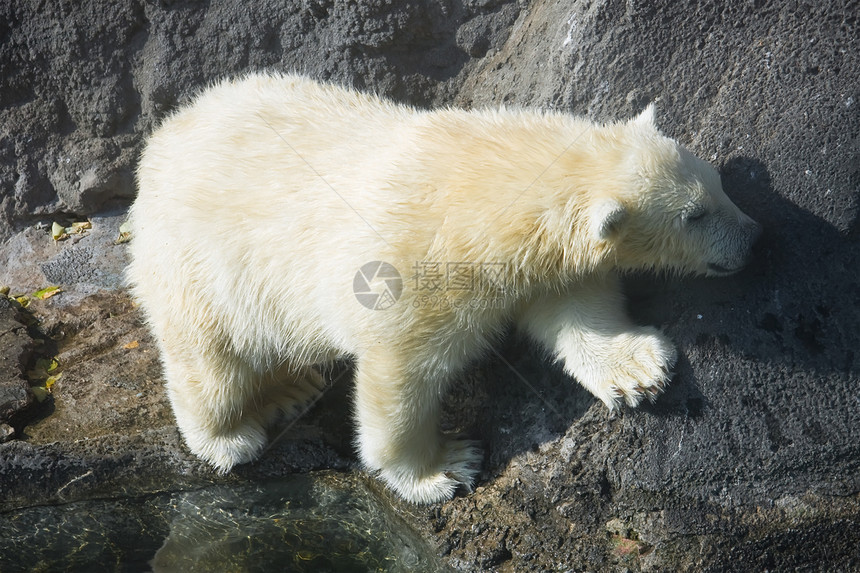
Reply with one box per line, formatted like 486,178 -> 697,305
380,439 -> 482,504
441,438 -> 482,492
186,421 -> 268,474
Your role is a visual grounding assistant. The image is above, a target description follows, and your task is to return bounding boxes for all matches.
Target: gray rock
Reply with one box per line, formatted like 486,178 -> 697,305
0,0 -> 857,570
0,423 -> 14,443
0,297 -> 35,435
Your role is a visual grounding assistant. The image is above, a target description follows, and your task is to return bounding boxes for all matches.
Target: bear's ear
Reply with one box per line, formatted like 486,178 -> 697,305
633,103 -> 657,127
590,199 -> 627,240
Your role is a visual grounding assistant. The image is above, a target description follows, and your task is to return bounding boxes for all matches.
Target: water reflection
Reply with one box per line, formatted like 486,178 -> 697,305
0,472 -> 448,572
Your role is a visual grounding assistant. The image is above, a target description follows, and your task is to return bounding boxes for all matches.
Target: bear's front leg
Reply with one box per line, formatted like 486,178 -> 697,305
518,275 -> 677,410
353,348 -> 481,504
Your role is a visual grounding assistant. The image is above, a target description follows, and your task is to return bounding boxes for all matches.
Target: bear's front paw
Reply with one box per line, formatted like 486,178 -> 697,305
377,438 -> 482,504
571,328 -> 677,410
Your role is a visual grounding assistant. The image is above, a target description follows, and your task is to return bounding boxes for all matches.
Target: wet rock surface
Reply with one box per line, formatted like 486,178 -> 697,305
2,473 -> 450,573
1,0 -> 858,571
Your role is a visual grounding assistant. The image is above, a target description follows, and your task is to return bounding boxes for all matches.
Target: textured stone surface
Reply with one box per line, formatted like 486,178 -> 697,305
0,291 -> 354,512
0,0 -> 858,570
0,297 -> 35,437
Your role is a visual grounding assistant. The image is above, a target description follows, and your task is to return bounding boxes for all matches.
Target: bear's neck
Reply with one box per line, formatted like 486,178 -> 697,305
428,203 -> 614,295
415,112 -> 620,292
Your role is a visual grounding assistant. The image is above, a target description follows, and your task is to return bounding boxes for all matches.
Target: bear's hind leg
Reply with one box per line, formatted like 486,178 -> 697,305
354,349 -> 482,504
162,353 -> 269,473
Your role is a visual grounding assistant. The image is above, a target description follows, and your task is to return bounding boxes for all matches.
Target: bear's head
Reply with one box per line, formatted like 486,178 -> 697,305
588,105 -> 761,277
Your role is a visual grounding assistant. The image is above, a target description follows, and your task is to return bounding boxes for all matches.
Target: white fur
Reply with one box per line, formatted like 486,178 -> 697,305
127,73 -> 759,503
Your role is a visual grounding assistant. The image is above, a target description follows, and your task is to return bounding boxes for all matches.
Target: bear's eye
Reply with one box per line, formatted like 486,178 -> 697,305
685,209 -> 707,223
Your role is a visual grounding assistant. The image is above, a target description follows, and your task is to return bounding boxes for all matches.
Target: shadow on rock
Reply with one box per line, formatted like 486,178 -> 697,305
719,156 -> 859,375
625,156 -> 858,419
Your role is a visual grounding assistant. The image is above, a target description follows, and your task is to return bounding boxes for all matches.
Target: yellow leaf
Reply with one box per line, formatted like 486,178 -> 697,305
51,222 -> 67,241
33,286 -> 62,300
67,221 -> 92,234
27,358 -> 59,381
14,295 -> 30,308
31,386 -> 49,402
114,221 -> 133,244
123,340 -> 139,349
45,374 -> 60,390
34,357 -> 50,371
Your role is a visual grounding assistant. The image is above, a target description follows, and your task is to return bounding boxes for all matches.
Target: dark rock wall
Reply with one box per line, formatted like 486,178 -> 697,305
0,0 -> 521,239
1,1 -> 858,570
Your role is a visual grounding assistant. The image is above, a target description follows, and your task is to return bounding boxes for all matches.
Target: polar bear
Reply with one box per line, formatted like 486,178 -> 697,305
127,73 -> 760,504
